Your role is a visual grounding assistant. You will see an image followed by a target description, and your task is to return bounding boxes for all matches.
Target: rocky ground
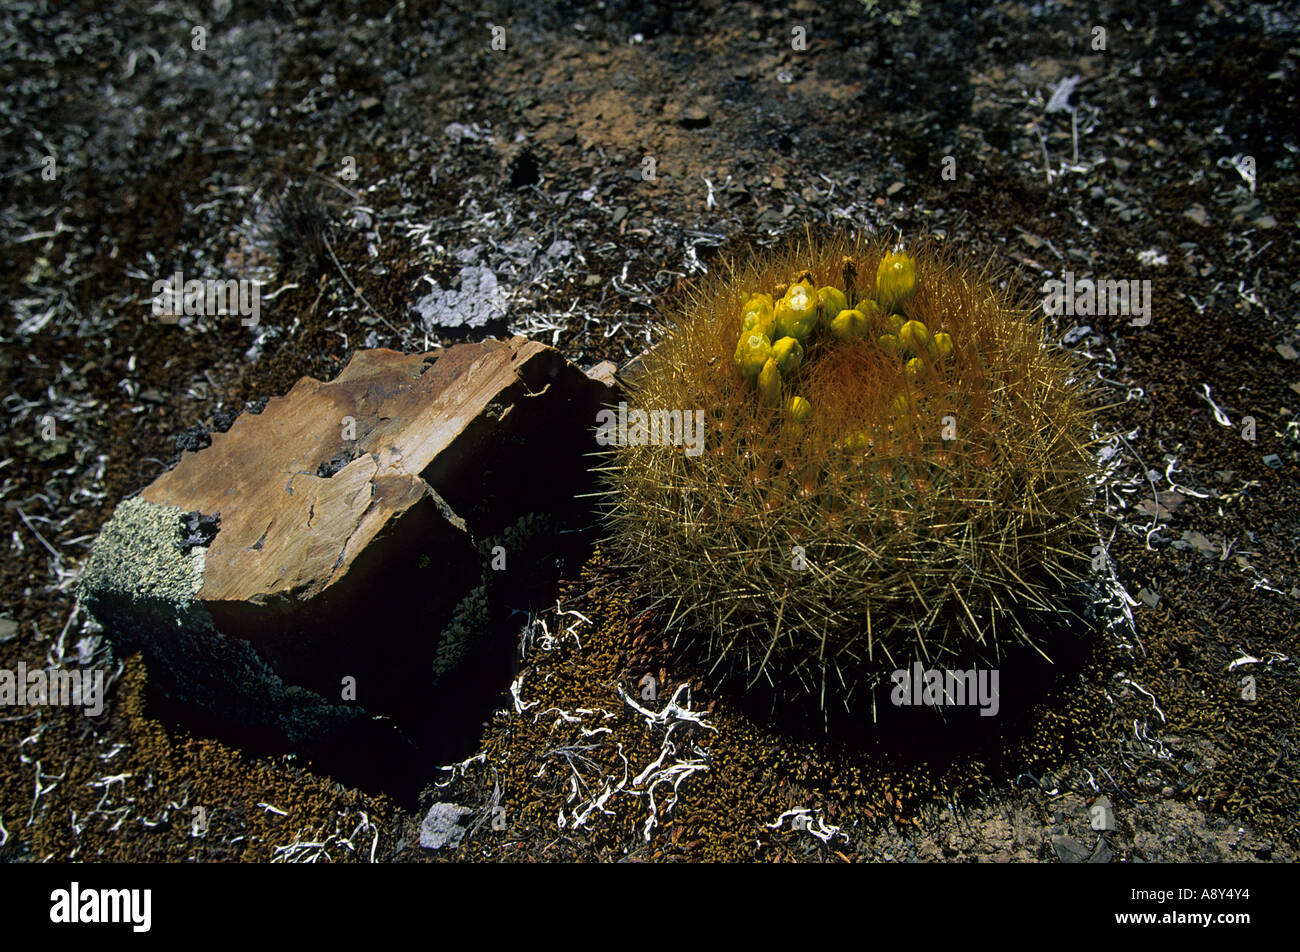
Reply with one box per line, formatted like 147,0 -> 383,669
1,0 -> 1297,862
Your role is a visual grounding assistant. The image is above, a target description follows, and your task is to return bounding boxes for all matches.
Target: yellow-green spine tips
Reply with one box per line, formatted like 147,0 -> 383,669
788,395 -> 812,425
932,332 -> 954,361
775,283 -> 818,344
772,335 -> 805,376
898,319 -> 931,356
817,286 -> 847,326
735,331 -> 773,382
877,251 -> 918,311
830,308 -> 869,341
757,358 -> 783,405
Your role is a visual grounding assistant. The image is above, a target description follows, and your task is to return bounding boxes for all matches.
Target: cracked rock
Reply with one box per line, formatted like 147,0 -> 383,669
80,339 -> 613,792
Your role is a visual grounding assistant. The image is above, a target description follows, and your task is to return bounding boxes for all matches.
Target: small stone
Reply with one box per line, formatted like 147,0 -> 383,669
584,273 -> 602,287
1263,454 -> 1282,469
1089,838 -> 1115,863
1276,343 -> 1297,361
420,802 -> 473,850
585,361 -> 618,388
887,181 -> 906,196
0,618 -> 17,643
1254,214 -> 1278,229
1089,796 -> 1116,831
678,105 -> 710,129
611,205 -> 629,225
1138,587 -> 1161,609
1184,205 -> 1210,227
359,97 -> 382,115
1052,834 -> 1090,863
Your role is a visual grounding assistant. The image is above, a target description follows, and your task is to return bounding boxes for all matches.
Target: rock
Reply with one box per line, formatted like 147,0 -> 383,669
1089,837 -> 1114,863
1175,529 -> 1220,559
586,360 -> 618,389
0,617 -> 17,643
1277,344 -> 1298,361
1263,454 -> 1282,469
1089,795 -> 1116,831
79,340 -> 612,792
420,802 -> 473,850
1051,834 -> 1090,863
1184,205 -> 1210,227
678,104 -> 710,129
413,266 -> 505,330
359,96 -> 382,115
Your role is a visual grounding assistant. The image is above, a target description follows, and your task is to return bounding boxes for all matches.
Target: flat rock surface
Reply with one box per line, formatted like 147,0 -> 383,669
139,339 -> 594,606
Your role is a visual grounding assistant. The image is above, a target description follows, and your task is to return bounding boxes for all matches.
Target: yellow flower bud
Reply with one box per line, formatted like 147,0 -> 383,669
830,308 -> 869,341
771,336 -> 805,376
905,356 -> 927,380
891,392 -> 912,415
775,283 -> 818,343
734,331 -> 773,382
932,332 -> 954,361
788,395 -> 812,425
856,298 -> 884,330
817,286 -> 847,325
757,358 -> 783,405
741,294 -> 776,338
876,251 -> 917,311
898,319 -> 931,356
878,333 -> 899,356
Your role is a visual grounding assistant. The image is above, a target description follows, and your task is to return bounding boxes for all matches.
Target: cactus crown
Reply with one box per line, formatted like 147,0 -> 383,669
598,230 -> 1100,719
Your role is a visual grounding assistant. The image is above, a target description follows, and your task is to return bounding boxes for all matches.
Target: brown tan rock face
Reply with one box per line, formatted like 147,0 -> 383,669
81,338 -> 612,793
142,339 -> 603,606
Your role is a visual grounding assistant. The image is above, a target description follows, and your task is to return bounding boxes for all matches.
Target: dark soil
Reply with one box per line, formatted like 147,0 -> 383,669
1,0 -> 1296,862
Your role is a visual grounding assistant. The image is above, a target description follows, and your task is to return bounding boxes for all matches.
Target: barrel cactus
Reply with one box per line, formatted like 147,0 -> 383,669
597,231 -> 1099,719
